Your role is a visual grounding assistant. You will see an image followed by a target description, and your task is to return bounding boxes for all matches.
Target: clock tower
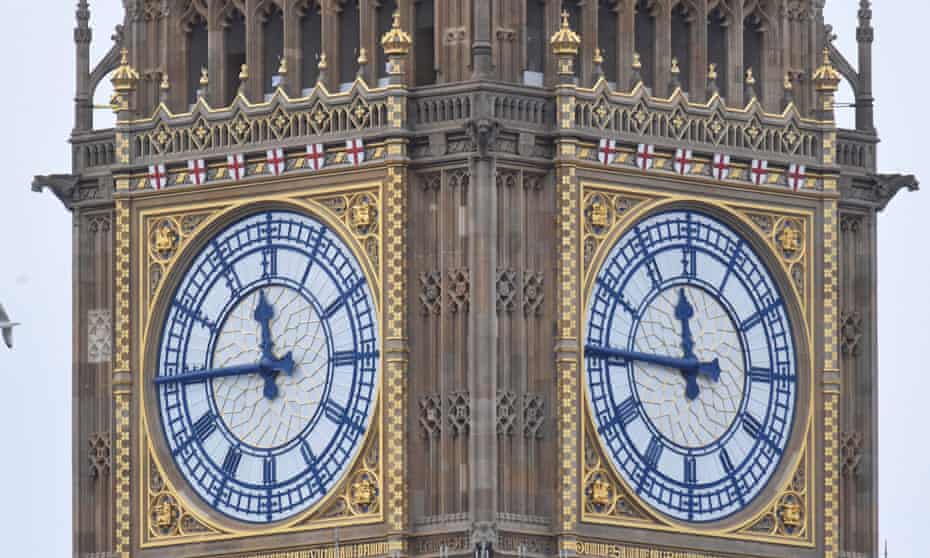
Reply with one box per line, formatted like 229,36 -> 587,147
36,2 -> 916,558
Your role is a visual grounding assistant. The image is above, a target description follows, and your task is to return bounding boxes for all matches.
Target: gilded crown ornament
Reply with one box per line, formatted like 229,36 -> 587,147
381,10 -> 412,56
110,48 -> 139,96
813,47 -> 841,91
550,10 -> 581,56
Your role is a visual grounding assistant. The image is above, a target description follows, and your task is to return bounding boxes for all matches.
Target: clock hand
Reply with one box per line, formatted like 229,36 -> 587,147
154,362 -> 267,385
674,288 -> 704,400
585,344 -> 721,382
253,289 -> 295,400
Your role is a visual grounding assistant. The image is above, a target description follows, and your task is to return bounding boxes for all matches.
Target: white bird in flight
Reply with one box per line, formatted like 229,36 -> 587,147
0,303 -> 20,349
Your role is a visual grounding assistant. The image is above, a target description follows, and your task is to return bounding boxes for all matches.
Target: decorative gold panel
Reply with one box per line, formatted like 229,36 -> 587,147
134,180 -> 394,548
575,182 -> 817,547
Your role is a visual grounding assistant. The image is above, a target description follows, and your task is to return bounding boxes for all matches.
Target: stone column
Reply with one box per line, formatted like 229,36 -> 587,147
74,0 -> 92,132
465,100 -> 499,552
856,0 -> 875,132
472,0 -> 493,79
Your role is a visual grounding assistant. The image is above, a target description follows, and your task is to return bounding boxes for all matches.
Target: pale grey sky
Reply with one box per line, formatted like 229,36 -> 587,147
0,2 -> 926,557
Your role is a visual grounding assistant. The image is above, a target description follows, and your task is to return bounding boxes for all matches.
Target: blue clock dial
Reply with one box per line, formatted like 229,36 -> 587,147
155,210 -> 379,524
585,210 -> 797,523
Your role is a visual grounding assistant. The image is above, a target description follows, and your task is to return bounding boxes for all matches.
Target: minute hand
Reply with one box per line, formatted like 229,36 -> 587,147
154,363 -> 266,386
585,344 -> 721,381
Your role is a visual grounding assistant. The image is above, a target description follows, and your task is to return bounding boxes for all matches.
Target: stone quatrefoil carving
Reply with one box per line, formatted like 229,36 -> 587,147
418,391 -> 545,440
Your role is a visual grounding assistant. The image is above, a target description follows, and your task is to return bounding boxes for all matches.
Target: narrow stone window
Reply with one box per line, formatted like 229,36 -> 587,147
339,0 -> 361,88
743,13 -> 764,101
708,7 -> 728,96
598,0 -> 618,84
299,1 -> 322,93
376,0 -> 398,84
525,0 -> 546,85
671,3 -> 691,92
262,5 -> 284,96
414,0 -> 436,86
185,15 -> 208,106
634,0 -> 656,89
224,9 -> 247,105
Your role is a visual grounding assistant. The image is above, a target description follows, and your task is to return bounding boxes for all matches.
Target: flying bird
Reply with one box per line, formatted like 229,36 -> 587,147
0,303 -> 20,349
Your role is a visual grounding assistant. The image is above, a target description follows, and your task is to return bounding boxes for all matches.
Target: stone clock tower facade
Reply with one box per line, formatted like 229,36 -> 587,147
36,2 -> 916,558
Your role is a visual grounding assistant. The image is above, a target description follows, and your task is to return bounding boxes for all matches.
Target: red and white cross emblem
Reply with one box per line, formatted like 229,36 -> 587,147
345,138 -> 365,166
306,144 -> 326,171
712,153 -> 731,181
750,159 -> 769,186
787,163 -> 807,191
598,138 -> 618,166
148,164 -> 167,190
187,159 -> 207,185
673,148 -> 694,176
227,153 -> 246,181
636,143 -> 656,170
266,148 -> 286,176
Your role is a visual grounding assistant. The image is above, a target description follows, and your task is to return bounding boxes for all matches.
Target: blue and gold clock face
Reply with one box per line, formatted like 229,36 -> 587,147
154,210 -> 379,524
585,209 -> 797,523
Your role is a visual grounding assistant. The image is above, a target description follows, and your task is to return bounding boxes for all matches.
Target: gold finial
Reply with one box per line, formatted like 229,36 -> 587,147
632,52 -> 643,70
160,73 -> 170,91
278,57 -> 288,75
550,9 -> 581,56
238,63 -> 249,81
708,63 -> 718,81
111,48 -> 140,93
813,47 -> 841,91
783,72 -> 793,90
199,67 -> 209,87
593,47 -> 604,65
745,67 -> 756,86
358,48 -> 368,65
381,10 -> 412,55
318,53 -> 329,71
671,57 -> 680,75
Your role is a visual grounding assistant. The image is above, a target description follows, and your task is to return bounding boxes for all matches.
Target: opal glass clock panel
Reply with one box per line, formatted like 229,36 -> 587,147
585,210 -> 797,523
154,210 -> 379,524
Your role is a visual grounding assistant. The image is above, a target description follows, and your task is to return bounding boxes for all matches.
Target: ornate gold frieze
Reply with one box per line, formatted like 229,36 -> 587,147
566,81 -> 823,163
132,82 -> 398,163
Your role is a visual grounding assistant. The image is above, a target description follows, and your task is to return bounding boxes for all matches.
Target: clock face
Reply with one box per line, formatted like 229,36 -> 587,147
585,209 -> 797,523
154,210 -> 379,524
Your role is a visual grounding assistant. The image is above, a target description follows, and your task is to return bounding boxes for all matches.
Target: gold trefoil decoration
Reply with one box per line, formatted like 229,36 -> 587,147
155,224 -> 177,257
778,222 -> 801,254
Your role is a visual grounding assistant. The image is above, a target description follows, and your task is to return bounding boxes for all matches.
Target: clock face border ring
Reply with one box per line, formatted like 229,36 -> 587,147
580,198 -> 813,532
140,199 -> 383,533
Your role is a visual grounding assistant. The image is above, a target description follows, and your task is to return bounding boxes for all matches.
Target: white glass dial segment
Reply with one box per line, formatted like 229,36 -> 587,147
155,210 -> 379,524
585,210 -> 797,523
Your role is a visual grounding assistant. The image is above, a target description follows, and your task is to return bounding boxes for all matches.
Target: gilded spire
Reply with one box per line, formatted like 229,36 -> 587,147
278,57 -> 288,76
550,10 -> 581,56
199,67 -> 209,87
318,53 -> 328,71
